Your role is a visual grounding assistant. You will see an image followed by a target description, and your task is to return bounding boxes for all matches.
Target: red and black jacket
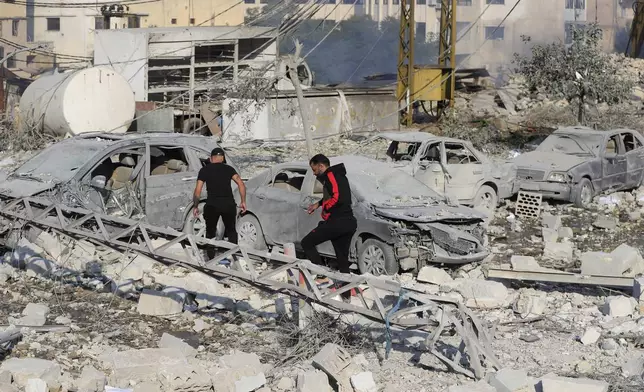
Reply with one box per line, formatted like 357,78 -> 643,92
318,163 -> 354,221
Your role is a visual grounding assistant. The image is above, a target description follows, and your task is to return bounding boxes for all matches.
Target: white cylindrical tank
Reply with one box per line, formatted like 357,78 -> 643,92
19,66 -> 135,136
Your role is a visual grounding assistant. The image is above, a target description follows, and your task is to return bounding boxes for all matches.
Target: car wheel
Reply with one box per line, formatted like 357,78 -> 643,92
357,238 -> 397,276
183,203 -> 223,239
473,185 -> 497,218
238,214 -> 267,250
573,178 -> 594,208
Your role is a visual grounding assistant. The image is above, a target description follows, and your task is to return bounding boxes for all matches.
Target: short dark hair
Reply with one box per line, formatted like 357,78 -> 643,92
211,147 -> 225,157
309,154 -> 330,167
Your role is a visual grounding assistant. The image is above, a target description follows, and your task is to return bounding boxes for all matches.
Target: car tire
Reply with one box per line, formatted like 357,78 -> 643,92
473,185 -> 498,218
183,203 -> 223,239
357,238 -> 397,276
573,178 -> 594,208
237,214 -> 267,250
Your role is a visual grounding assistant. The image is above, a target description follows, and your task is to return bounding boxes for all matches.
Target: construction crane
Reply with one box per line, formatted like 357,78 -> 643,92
626,1 -> 644,58
397,0 -> 457,126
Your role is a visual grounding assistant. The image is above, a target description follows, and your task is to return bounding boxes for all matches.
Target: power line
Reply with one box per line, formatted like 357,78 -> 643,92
0,0 -> 161,8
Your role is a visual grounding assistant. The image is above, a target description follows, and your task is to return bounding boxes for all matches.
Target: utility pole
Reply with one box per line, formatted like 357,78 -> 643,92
286,39 -> 314,158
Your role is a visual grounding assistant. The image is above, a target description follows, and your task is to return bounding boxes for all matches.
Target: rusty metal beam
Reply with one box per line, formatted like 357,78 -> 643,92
627,1 -> 644,58
397,0 -> 415,126
0,196 -> 500,378
438,0 -> 456,107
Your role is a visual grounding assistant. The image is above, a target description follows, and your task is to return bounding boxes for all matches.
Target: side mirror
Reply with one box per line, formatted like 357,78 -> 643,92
91,175 -> 106,189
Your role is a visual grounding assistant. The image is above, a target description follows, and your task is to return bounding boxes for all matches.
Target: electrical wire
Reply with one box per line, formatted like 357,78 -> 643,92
0,0 -> 162,8
302,0 -> 359,59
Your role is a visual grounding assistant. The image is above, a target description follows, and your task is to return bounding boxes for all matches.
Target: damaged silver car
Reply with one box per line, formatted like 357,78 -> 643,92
236,155 -> 488,276
357,132 -> 514,216
0,133 -> 237,237
512,126 -> 644,208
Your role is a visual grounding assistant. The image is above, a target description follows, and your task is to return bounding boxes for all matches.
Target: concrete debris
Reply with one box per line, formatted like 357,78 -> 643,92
621,355 -> 644,378
0,358 -> 61,387
76,366 -> 107,392
297,370 -> 332,392
487,368 -> 532,392
100,348 -> 189,387
513,289 -> 547,318
11,303 -> 50,326
538,373 -> 608,392
215,351 -> 267,392
541,214 -> 561,230
350,371 -> 377,392
158,332 -> 197,358
417,266 -> 453,285
580,327 -> 601,346
580,252 -> 619,276
157,365 -> 212,392
600,338 -> 618,351
446,380 -> 496,392
557,226 -> 573,239
276,377 -> 295,391
311,343 -> 358,391
592,216 -> 618,230
510,256 -> 542,271
543,241 -> 573,262
541,227 -> 558,243
456,279 -> 508,309
136,288 -> 186,316
25,378 -> 48,392
601,296 -> 635,317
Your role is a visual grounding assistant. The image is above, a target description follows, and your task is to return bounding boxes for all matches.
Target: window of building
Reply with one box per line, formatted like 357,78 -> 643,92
486,0 -> 504,4
416,22 -> 426,38
565,0 -> 585,9
260,0 -> 268,3
26,55 -> 35,66
417,0 -> 426,4
456,21 -> 470,40
485,26 -> 504,40
171,18 -> 177,24
12,20 -> 19,37
327,0 -> 336,3
189,17 -> 195,25
457,0 -> 472,5
564,22 -> 585,44
6,54 -> 15,68
0,47 -> 4,59
95,17 -> 105,30
128,16 -> 140,28
244,0 -> 255,3
393,0 -> 399,4
46,18 -> 60,31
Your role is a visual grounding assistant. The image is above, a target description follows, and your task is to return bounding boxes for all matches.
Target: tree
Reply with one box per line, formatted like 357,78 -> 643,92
513,23 -> 634,124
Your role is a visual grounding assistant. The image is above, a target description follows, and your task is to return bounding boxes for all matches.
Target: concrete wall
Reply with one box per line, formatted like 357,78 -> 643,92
222,92 -> 398,142
129,0 -> 245,28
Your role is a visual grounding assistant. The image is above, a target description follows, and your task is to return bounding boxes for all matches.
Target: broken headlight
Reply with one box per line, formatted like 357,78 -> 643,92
547,172 -> 570,183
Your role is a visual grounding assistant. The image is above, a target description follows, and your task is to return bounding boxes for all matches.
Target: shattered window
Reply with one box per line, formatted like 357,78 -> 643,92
386,141 -> 421,161
537,134 -> 602,156
349,170 -> 443,205
445,143 -> 480,164
271,169 -> 306,192
149,146 -> 190,175
420,142 -> 441,162
13,142 -> 105,182
622,133 -> 642,152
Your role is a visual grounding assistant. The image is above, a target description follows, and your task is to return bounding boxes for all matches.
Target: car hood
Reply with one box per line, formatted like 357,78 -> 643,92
513,151 -> 589,172
373,204 -> 487,223
0,178 -> 56,198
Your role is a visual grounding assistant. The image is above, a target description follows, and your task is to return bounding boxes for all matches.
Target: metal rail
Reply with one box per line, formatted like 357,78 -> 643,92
0,196 -> 500,379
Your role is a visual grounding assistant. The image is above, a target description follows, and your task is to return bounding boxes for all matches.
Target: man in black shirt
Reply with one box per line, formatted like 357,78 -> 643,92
192,148 -> 246,255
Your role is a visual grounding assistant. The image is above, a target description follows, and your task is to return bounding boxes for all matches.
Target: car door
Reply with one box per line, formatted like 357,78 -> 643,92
443,142 -> 485,203
622,131 -> 644,188
297,169 -> 335,256
601,134 -> 628,192
251,166 -> 303,245
144,143 -> 197,229
413,141 -> 447,196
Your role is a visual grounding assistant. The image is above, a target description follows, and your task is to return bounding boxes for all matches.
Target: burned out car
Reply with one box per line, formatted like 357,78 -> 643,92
235,155 -> 488,276
512,126 -> 644,208
357,132 -> 514,216
0,133 -> 238,237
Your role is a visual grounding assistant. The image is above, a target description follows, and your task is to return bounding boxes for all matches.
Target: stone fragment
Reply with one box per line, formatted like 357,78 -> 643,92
622,356 -> 644,377
488,368 -> 532,392
297,370 -> 332,392
34,231 -> 64,260
133,381 -> 163,392
158,332 -> 197,357
157,364 -> 213,391
311,343 -> 357,391
0,370 -> 10,383
456,279 -> 508,309
76,366 -> 106,392
602,296 -> 634,317
276,377 -> 295,391
214,351 -> 266,392
510,256 -> 541,271
541,228 -> 559,243
417,266 -> 453,285
0,382 -> 18,392
558,226 -> 574,239
25,378 -> 47,392
543,242 -> 573,261
593,216 -> 618,230
600,338 -> 618,351
447,380 -> 496,392
350,372 -> 377,392
542,214 -> 562,230
538,373 -> 608,392
0,358 -> 61,387
104,254 -> 156,281
100,348 -> 188,386
513,289 -> 547,318
576,361 -> 592,374
580,252 -> 618,276
612,243 -> 644,275
580,327 -> 601,346
136,288 -> 185,316
11,303 -> 50,326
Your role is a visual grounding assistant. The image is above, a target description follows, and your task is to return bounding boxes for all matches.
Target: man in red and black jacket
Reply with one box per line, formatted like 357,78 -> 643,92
301,154 -> 357,285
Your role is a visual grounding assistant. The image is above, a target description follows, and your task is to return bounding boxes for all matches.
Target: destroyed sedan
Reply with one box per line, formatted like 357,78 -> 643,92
512,126 -> 644,208
236,156 -> 488,275
0,133 -> 236,236
357,132 -> 514,216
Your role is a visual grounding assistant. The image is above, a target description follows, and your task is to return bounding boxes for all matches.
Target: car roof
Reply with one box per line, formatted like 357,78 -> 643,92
369,131 -> 473,145
71,132 -> 217,144
272,155 -> 412,174
553,126 -> 639,137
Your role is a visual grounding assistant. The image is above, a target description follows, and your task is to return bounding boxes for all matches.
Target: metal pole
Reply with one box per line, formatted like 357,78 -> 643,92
288,39 -> 314,158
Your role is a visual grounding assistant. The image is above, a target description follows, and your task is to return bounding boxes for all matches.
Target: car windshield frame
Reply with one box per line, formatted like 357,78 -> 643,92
536,133 -> 602,156
12,142 -> 105,183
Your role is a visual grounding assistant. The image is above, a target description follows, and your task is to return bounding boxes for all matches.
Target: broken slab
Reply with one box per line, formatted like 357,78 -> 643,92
558,226 -> 573,239
311,343 -> 358,392
417,266 -> 453,285
580,252 -> 619,276
25,257 -> 56,278
580,327 -> 601,346
297,370 -> 332,392
350,372 -> 377,392
25,378 -> 48,392
542,214 -> 562,230
76,366 -> 106,392
593,216 -> 618,230
0,358 -> 61,387
621,355 -> 644,377
611,243 -> 644,275
157,364 -> 213,392
488,368 -> 532,392
602,296 -> 634,317
100,348 -> 189,386
103,254 -> 156,281
15,303 -> 50,327
213,351 -> 266,392
543,242 -> 573,262
541,228 -> 559,243
510,256 -> 542,271
136,288 -> 185,316
456,279 -> 508,309
447,380 -> 496,392
513,289 -> 547,318
538,373 -> 608,392
158,332 -> 197,358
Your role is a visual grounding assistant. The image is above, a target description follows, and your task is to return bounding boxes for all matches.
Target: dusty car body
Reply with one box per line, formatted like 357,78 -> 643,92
235,155 -> 489,276
512,126 -> 644,207
0,132 -> 238,236
357,132 -> 514,216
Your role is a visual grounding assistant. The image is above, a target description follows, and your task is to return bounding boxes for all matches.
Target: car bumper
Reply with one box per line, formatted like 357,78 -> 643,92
433,250 -> 489,265
516,180 -> 572,201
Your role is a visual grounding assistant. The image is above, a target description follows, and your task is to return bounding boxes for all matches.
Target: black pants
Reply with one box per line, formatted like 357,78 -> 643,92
301,217 -> 357,274
203,203 -> 237,258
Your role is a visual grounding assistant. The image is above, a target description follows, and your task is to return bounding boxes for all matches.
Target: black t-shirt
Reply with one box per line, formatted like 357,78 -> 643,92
197,163 -> 238,206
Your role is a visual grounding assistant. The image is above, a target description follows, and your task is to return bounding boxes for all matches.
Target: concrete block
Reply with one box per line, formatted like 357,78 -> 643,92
158,332 -> 197,357
510,256 -> 542,271
541,228 -> 559,243
34,231 -> 64,260
311,343 -> 354,391
297,370 -> 332,392
214,351 -> 266,392
513,289 -> 547,318
447,380 -> 496,392
136,288 -> 185,316
602,296 -> 634,317
593,216 -> 618,230
100,348 -> 188,384
276,377 -> 295,391
538,373 -> 608,392
488,368 -> 533,392
611,243 -> 643,275
580,327 -> 601,346
456,279 -> 508,309
543,242 -> 573,261
580,252 -> 617,276
13,303 -> 50,326
76,366 -> 106,392
157,364 -> 213,391
417,266 -> 453,285
0,370 -> 10,383
25,378 -> 48,392
542,214 -> 562,230
558,226 -> 574,239
0,382 -> 18,392
0,358 -> 61,387
350,372 -> 377,392
621,356 -> 644,377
